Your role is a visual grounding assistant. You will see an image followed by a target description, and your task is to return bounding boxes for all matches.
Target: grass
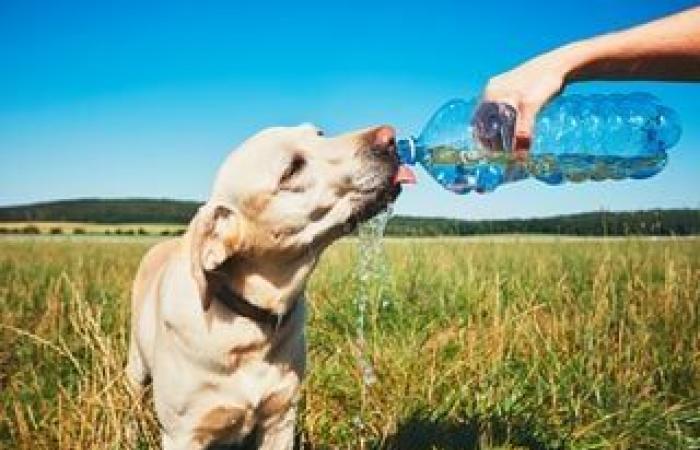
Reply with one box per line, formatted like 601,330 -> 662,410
0,237 -> 698,449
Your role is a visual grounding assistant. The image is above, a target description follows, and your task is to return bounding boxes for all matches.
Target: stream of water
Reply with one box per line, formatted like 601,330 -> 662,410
353,204 -> 393,445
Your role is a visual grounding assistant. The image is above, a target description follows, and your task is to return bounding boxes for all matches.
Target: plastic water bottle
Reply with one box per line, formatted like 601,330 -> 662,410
396,93 -> 682,194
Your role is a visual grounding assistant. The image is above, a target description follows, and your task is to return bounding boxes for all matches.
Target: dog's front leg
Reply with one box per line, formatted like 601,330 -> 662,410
256,405 -> 296,450
162,432 -> 189,450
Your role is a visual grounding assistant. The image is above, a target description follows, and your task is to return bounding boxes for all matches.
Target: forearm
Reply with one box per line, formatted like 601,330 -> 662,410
555,7 -> 700,82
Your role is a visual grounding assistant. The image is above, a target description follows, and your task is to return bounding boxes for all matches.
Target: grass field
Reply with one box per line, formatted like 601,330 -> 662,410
1,237 -> 698,449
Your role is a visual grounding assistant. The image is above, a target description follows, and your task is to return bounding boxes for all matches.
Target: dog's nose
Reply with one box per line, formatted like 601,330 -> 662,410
368,125 -> 396,151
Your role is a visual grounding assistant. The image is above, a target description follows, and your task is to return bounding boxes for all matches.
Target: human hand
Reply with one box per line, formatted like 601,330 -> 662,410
479,51 -> 570,151
475,6 -> 700,151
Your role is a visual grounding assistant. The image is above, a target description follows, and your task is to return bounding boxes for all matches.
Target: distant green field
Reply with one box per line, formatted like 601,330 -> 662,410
0,221 -> 185,235
1,238 -> 698,449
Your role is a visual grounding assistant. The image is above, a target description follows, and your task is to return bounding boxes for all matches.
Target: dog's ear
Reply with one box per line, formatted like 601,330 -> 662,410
189,203 -> 240,310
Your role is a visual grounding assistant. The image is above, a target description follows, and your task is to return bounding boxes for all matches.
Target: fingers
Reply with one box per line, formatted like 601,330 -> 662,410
479,93 -> 538,153
481,85 -> 526,152
482,70 -> 564,152
472,102 -> 514,152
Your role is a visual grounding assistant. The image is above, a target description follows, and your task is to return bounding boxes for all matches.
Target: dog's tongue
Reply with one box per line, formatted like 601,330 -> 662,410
393,165 -> 416,184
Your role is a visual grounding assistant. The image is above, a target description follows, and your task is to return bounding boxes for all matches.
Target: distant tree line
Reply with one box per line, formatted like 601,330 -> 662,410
0,199 -> 698,236
384,209 -> 700,236
0,198 -> 201,224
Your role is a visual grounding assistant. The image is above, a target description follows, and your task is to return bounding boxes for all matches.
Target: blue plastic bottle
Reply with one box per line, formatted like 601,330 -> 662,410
397,93 -> 682,194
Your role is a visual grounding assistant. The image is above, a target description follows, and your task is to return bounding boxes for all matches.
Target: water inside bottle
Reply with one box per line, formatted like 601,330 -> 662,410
420,145 -> 668,193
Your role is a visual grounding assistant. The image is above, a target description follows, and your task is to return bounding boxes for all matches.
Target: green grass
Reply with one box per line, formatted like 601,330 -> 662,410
1,237 -> 698,449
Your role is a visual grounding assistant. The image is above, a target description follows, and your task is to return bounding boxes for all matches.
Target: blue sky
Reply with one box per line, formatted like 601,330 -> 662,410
1,0 -> 698,219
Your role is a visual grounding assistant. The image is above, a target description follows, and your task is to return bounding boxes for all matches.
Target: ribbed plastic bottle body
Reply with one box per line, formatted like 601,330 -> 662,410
398,93 -> 681,194
529,93 -> 680,185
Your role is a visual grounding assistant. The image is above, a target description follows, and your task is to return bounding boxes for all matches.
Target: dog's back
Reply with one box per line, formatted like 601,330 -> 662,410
131,238 -> 181,322
127,238 -> 180,389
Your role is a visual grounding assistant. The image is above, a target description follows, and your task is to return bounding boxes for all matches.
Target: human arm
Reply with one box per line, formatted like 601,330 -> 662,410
481,6 -> 700,151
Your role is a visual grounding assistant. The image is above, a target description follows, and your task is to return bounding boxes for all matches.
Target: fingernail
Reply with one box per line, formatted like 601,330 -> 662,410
514,134 -> 531,152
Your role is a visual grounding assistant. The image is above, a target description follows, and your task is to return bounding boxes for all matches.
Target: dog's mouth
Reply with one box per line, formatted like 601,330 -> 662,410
314,129 -> 417,243
348,144 -> 404,226
354,181 -> 401,224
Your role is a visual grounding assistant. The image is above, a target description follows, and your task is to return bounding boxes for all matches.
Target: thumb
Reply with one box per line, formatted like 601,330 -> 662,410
514,103 -> 537,152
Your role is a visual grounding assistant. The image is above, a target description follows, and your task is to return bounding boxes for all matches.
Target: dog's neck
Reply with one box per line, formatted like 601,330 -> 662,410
212,251 -> 318,316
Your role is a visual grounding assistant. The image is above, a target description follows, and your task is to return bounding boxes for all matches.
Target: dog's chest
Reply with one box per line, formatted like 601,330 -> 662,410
156,302 -> 300,439
162,303 -> 271,373
153,262 -> 304,444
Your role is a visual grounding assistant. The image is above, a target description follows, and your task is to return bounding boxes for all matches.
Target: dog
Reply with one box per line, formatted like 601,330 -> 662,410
126,123 -> 404,449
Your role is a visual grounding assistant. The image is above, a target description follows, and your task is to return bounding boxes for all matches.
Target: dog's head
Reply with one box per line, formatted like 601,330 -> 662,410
188,124 -> 402,310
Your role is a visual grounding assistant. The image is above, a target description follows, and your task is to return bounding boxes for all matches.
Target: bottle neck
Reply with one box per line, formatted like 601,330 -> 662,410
396,137 -> 418,165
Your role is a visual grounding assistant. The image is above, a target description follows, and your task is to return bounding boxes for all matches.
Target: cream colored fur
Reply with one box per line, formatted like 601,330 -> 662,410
127,123 -> 399,449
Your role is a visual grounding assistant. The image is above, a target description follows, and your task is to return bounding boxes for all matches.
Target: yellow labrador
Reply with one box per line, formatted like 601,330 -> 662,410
126,124 -> 403,449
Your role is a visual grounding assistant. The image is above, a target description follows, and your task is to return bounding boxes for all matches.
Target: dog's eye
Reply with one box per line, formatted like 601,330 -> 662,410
280,154 -> 306,184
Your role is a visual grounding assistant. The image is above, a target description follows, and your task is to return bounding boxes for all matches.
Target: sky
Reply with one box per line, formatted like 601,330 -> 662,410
1,0 -> 699,220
